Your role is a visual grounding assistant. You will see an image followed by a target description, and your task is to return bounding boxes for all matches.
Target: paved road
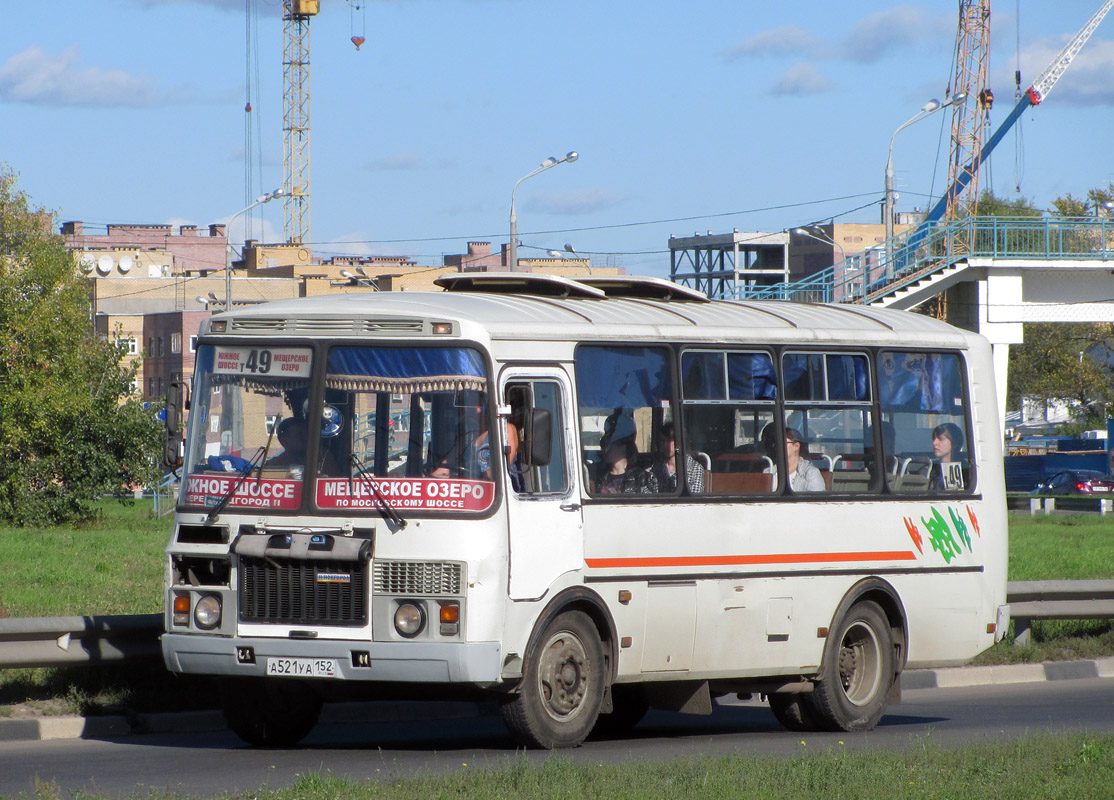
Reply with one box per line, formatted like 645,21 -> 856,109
2,678 -> 1114,799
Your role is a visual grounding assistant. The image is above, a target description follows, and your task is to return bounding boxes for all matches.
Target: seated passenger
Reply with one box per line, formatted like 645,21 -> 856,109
929,422 -> 966,490
646,422 -> 704,494
432,401 -> 491,480
268,417 -> 340,476
596,437 -> 648,495
785,428 -> 825,493
267,418 -> 309,475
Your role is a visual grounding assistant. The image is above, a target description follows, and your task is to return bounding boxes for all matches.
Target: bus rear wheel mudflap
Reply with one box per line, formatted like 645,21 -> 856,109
589,684 -> 650,739
220,677 -> 324,747
808,600 -> 896,732
500,610 -> 606,749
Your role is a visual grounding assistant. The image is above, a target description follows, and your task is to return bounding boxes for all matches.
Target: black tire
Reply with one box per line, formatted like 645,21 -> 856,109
501,610 -> 605,749
809,600 -> 895,732
590,684 -> 649,739
220,678 -> 323,746
767,693 -> 822,732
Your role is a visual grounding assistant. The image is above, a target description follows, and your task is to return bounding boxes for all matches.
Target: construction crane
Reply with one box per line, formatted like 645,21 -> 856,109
283,0 -> 319,245
943,1 -> 992,222
923,0 -> 1114,225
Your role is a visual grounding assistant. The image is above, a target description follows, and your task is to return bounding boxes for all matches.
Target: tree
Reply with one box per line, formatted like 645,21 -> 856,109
1007,322 -> 1114,429
0,166 -> 161,525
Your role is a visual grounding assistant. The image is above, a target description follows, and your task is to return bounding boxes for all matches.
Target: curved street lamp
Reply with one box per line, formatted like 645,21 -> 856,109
225,188 -> 285,307
509,152 -> 578,272
884,93 -> 967,260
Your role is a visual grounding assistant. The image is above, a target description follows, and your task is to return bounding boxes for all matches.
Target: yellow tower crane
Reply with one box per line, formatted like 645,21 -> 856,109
283,0 -> 319,245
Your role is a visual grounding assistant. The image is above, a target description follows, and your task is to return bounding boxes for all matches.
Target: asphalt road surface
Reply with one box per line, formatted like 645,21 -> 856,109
2,679 -> 1114,799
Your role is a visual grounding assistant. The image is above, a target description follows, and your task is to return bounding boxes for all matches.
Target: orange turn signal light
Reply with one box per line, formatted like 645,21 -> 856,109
439,604 -> 460,624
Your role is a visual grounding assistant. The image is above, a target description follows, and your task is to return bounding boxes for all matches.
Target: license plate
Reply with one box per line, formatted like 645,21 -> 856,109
265,657 -> 338,678
1095,486 -> 1110,492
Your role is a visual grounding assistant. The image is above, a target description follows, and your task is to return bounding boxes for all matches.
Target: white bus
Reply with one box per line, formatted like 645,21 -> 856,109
162,273 -> 1009,748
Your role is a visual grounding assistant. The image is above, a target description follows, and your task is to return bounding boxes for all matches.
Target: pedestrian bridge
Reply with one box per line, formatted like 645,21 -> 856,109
696,216 -> 1114,432
734,216 -> 1114,310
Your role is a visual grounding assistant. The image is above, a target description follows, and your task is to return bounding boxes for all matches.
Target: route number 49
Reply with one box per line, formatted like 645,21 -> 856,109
243,349 -> 272,374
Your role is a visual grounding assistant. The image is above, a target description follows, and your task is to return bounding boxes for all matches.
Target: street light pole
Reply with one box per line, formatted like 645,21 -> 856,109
509,151 -> 578,272
225,188 -> 285,307
884,94 -> 967,262
794,226 -> 846,260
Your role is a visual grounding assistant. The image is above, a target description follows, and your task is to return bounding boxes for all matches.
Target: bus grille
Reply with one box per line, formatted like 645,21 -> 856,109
373,561 -> 463,596
239,558 -> 368,625
228,318 -> 425,336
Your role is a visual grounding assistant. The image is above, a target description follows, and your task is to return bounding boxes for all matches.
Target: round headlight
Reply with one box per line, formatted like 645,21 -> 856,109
394,602 -> 425,637
194,594 -> 222,629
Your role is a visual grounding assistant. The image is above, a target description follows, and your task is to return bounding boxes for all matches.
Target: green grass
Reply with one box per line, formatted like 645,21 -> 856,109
0,500 -> 170,618
1,506 -> 1113,717
1007,511 -> 1114,582
7,734 -> 1114,800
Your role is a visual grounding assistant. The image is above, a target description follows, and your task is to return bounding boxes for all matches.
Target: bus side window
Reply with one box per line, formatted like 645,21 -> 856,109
682,350 -> 777,496
575,345 -> 674,498
781,352 -> 875,495
506,380 -> 569,495
880,352 -> 972,494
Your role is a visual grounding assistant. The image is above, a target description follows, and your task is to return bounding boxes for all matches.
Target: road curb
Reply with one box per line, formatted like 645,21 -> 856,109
4,658 -> 1113,743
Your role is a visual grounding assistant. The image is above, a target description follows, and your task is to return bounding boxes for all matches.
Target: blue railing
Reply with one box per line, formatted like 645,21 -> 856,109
733,216 -> 1114,304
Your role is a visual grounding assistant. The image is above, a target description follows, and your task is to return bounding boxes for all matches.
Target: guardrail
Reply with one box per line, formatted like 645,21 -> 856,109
1008,580 -> 1114,646
0,614 -> 162,669
2,583 -> 1113,668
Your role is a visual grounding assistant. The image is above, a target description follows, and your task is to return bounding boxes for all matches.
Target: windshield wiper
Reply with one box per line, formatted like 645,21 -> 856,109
206,447 -> 267,524
350,453 -> 408,529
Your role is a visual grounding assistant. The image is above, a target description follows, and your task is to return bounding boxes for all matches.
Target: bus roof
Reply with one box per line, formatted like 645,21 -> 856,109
206,284 -> 977,349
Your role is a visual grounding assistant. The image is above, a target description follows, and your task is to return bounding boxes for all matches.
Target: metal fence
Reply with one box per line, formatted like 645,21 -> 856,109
3,582 -> 1113,669
733,216 -> 1114,303
0,614 -> 161,669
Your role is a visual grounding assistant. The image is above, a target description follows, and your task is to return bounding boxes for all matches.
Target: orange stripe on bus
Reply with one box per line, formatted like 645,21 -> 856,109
584,551 -> 918,569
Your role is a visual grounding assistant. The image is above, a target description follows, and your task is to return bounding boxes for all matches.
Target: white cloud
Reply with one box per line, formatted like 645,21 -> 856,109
1020,37 -> 1114,107
719,25 -> 819,61
836,6 -> 951,64
770,62 -> 832,96
721,7 -> 949,65
0,46 -> 190,107
527,188 -> 627,216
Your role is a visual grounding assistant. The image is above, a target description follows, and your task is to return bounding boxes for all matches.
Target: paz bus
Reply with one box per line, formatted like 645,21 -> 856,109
161,273 -> 1008,748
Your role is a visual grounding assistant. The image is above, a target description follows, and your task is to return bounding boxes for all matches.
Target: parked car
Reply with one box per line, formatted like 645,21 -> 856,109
1030,469 -> 1114,496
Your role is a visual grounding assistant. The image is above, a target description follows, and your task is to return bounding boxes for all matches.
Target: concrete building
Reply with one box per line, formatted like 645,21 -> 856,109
141,311 -> 208,404
63,221 -> 229,279
788,222 -> 914,280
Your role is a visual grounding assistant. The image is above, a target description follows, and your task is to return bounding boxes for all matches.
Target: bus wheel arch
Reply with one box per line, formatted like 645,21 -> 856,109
808,578 -> 907,732
500,588 -> 616,748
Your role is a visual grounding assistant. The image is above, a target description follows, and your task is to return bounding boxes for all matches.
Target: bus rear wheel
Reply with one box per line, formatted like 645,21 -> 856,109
501,610 -> 605,749
767,693 -> 822,732
809,600 -> 895,732
220,677 -> 323,746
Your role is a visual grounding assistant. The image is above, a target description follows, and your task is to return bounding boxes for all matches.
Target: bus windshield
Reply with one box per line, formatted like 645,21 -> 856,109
181,343 -> 497,515
182,344 -> 315,511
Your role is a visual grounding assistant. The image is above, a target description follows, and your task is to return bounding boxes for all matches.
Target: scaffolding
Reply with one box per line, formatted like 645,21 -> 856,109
669,230 -> 789,300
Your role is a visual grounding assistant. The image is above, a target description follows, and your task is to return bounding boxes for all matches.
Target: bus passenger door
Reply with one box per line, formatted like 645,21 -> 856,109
503,371 -> 583,601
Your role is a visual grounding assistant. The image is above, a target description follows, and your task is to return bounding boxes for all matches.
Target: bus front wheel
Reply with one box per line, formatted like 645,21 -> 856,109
220,677 -> 323,746
501,610 -> 605,749
809,600 -> 895,732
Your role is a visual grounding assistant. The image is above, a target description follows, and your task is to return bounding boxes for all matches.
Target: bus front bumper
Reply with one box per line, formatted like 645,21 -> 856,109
162,633 -> 502,684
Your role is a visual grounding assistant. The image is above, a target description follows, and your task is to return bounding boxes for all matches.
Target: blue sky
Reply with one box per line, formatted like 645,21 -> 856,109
3,0 -> 1113,278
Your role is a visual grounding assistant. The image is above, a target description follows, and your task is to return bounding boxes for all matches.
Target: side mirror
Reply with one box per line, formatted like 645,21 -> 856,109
522,407 -> 552,467
165,380 -> 189,436
163,380 -> 189,469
